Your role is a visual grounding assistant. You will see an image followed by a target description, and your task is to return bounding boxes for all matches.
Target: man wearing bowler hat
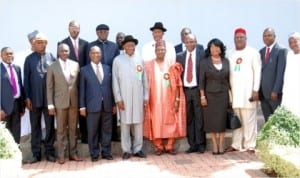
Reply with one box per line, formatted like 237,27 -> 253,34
112,35 -> 149,160
142,22 -> 176,63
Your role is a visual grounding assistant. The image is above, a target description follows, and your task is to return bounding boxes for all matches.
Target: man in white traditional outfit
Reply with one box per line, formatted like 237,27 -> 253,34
142,22 -> 176,62
112,35 -> 149,159
281,32 -> 300,117
226,28 -> 261,154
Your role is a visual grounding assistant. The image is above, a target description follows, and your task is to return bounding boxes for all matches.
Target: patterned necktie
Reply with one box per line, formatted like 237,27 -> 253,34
96,65 -> 102,83
8,64 -> 17,96
186,53 -> 193,83
264,47 -> 270,64
74,40 -> 79,60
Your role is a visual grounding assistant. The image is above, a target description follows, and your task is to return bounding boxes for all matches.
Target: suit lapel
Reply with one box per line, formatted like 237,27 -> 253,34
88,64 -> 101,85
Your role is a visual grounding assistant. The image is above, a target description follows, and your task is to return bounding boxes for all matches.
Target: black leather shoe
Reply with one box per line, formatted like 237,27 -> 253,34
91,157 -> 99,162
29,156 -> 41,164
122,152 -> 131,160
134,150 -> 147,158
185,148 -> 197,153
102,154 -> 113,160
197,147 -> 205,154
46,155 -> 56,162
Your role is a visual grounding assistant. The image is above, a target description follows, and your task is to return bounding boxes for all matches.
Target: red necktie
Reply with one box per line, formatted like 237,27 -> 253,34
74,40 -> 79,60
186,53 -> 193,83
8,64 -> 17,96
264,47 -> 270,64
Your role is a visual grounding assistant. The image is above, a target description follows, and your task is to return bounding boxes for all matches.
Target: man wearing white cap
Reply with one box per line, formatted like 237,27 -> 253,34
24,32 -> 56,163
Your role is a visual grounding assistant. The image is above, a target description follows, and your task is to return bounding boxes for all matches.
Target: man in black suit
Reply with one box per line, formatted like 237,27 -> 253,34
58,20 -> 89,144
24,33 -> 56,163
176,34 -> 206,154
259,28 -> 287,122
79,46 -> 115,162
89,24 -> 119,141
0,47 -> 25,144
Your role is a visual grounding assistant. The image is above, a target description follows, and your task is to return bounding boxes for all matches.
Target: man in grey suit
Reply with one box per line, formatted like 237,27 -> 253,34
80,46 -> 115,162
47,44 -> 82,164
0,47 -> 25,143
24,33 -> 56,163
259,28 -> 287,122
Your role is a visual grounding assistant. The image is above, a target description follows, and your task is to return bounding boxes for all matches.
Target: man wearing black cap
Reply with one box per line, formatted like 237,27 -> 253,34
142,22 -> 176,63
89,24 -> 120,142
112,35 -> 149,160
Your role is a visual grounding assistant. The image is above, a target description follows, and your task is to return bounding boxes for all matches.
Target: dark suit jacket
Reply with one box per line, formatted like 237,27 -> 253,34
0,63 -> 25,115
199,57 -> 230,93
259,43 -> 287,99
79,63 -> 113,113
176,48 -> 205,88
58,37 -> 89,67
175,43 -> 204,54
24,52 -> 56,108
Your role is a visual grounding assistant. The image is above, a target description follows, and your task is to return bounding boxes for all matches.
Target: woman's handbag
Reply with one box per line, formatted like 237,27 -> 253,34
227,108 -> 241,129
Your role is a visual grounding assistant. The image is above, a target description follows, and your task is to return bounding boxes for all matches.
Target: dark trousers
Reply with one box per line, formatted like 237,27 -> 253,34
5,98 -> 22,144
30,107 -> 55,158
79,114 -> 88,143
111,114 -> 120,141
261,96 -> 282,122
87,111 -> 112,158
184,87 -> 206,149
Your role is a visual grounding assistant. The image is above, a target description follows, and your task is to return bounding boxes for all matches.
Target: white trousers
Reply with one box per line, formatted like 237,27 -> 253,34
231,108 -> 257,150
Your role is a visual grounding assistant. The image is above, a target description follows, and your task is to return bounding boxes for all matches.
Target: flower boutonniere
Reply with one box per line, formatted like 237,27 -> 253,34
234,57 -> 242,71
163,73 -> 170,87
136,65 -> 143,80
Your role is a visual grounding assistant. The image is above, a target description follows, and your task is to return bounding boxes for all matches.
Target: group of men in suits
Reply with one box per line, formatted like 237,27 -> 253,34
1,20 -> 288,163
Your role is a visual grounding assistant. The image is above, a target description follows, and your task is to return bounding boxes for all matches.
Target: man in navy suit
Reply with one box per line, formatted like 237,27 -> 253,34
79,46 -> 115,162
174,27 -> 204,54
58,20 -> 89,144
176,34 -> 206,154
88,24 -> 120,142
24,33 -> 56,163
0,47 -> 25,144
259,28 -> 287,122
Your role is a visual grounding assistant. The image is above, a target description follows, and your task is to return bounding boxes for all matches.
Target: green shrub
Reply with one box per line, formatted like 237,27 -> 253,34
257,106 -> 300,147
0,122 -> 22,159
257,106 -> 300,177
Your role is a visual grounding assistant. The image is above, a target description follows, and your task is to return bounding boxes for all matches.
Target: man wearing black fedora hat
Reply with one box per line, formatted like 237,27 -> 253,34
142,22 -> 176,63
112,35 -> 149,160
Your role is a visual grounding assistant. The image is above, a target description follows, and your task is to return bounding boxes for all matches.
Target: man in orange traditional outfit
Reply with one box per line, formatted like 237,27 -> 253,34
144,40 -> 186,155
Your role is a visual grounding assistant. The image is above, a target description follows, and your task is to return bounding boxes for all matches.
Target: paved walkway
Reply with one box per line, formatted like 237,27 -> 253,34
21,150 -> 268,178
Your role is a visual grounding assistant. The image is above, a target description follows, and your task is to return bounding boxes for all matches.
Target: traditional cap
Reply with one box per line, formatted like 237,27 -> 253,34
34,32 -> 48,41
288,32 -> 300,39
155,39 -> 166,48
96,24 -> 109,31
150,22 -> 167,32
122,35 -> 138,46
27,30 -> 39,40
234,28 -> 247,35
